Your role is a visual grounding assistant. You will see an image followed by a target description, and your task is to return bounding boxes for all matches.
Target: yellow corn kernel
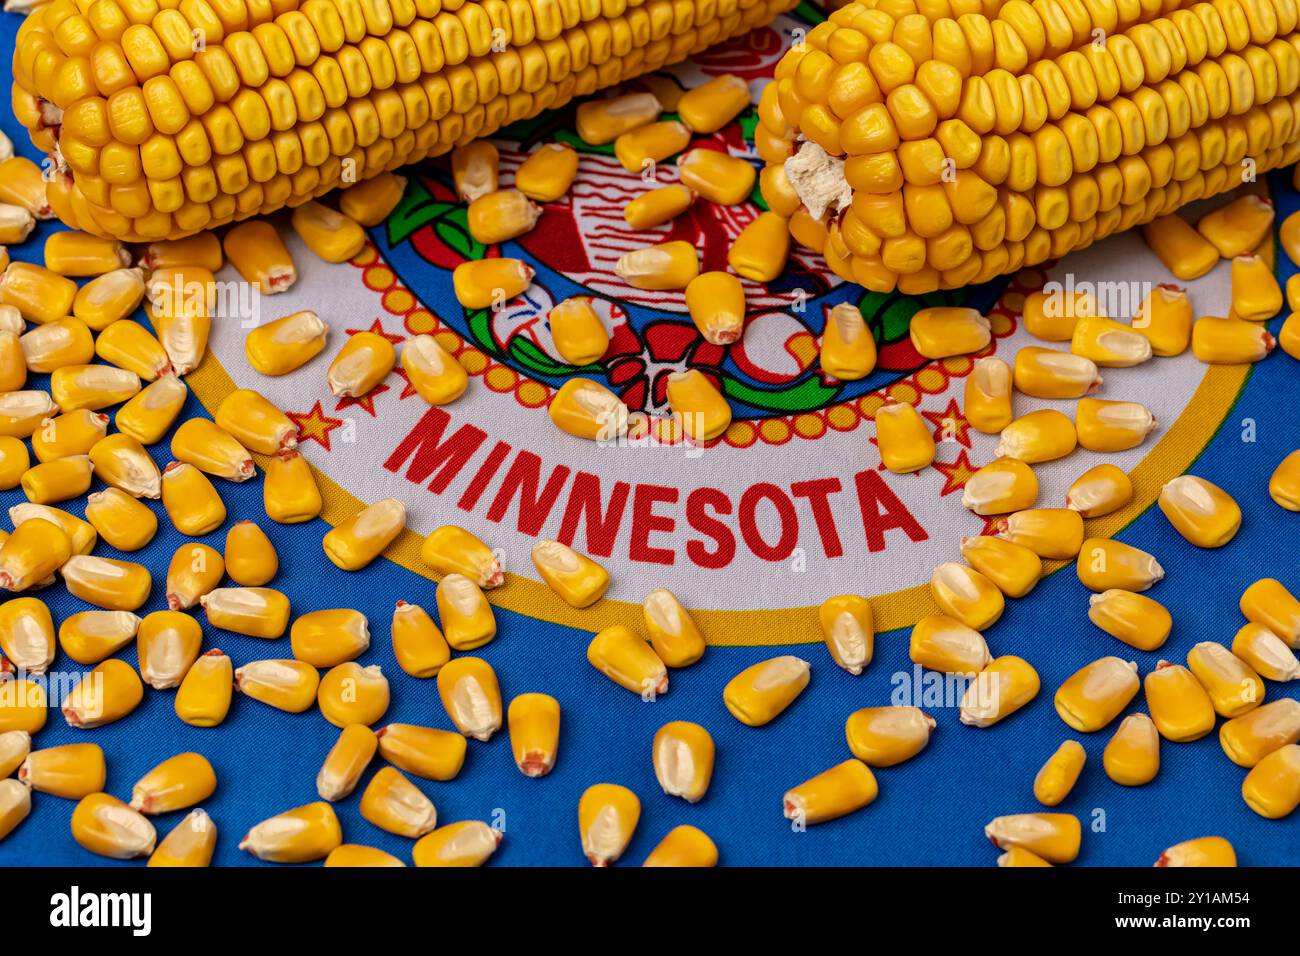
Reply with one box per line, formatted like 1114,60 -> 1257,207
1070,316 -> 1153,368
0,158 -> 51,219
1241,744 -> 1300,819
995,409 -> 1076,464
1271,451 -> 1300,511
1284,312 -> 1300,360
1013,347 -> 1101,399
215,390 -> 297,457
1132,284 -> 1193,357
817,302 -> 876,381
507,694 -> 561,779
163,543 -> 223,613
139,235 -> 223,274
73,268 -> 147,332
1145,661 -> 1216,743
614,121 -> 690,173
318,662 -> 390,728
218,521 -> 277,588
845,706 -> 935,767
84,488 -> 156,552
1075,399 -> 1156,453
413,820 -> 502,868
677,149 -> 756,206
451,259 -> 534,310
223,222 -> 297,294
115,376 -> 187,446
401,335 -> 469,406
1033,740 -> 1086,807
1,262 -> 77,325
58,611 -> 141,666
52,364 -> 142,412
32,409 -> 108,463
683,272 -> 745,347
290,202 -> 366,264
89,434 -> 160,499
1187,641 -> 1265,718
996,508 -> 1084,560
0,516 -> 71,591
18,742 -> 105,799
0,778 -> 30,842
0,679 -> 46,735
0,435 -> 24,491
959,535 -> 1041,599
576,92 -> 661,145
326,331 -> 397,400
1158,475 -> 1241,548
170,419 -> 254,483
316,724 -> 377,801
1067,464 -> 1133,518
678,74 -> 750,134
202,588 -> 290,639
909,307 -> 991,360
1103,714 -> 1160,786
642,588 -> 706,669
549,378 -> 629,441
435,574 -> 496,651
0,392 -> 58,438
532,539 -> 609,608
1192,315 -> 1276,364
174,650 -> 232,728
875,400 -> 935,473
615,240 -> 699,291
588,625 -> 668,698
245,311 -> 328,377
1022,290 -> 1099,343
0,597 -> 55,674
1156,836 -> 1237,868
360,766 -> 437,838
784,758 -> 878,827
1088,590 -> 1172,652
1241,579 -> 1300,649
146,274 -> 211,374
985,813 -> 1081,864
909,614 -> 991,674
289,609 -> 369,670
1232,623 -> 1300,683
323,498 -> 406,571
548,297 -> 610,366
1054,656 -> 1140,733
1230,253 -> 1282,321
20,454 -> 93,504
437,657 -> 502,742
137,611 -> 202,690
962,357 -> 1013,435
997,846 -> 1053,867
1076,538 -> 1164,593
515,144 -> 579,203
578,783 -> 640,866
235,658 -> 319,714
376,723 -> 467,783
0,730 -> 31,779
62,658 -> 144,728
0,204 -> 33,245
642,825 -> 718,868
930,562 -> 1004,632
666,369 -> 731,444
420,526 -> 502,589
1143,216 -> 1219,281
1197,195 -> 1274,259
71,793 -> 156,859
451,142 -> 499,202
724,656 -> 810,726
339,173 -> 407,227
961,655 -> 1041,728
624,185 -> 694,230
239,802 -> 342,863
264,451 -> 322,525
21,318 -> 96,373
810,593 -> 872,676
61,554 -> 151,611
652,720 -> 714,803
130,752 -> 216,815
148,809 -> 218,868
1220,699 -> 1300,768
44,232 -> 131,277
467,190 -> 542,246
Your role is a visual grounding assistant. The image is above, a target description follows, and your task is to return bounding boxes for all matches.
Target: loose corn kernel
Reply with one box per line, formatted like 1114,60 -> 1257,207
137,611 -> 202,690
115,376 -> 187,446
339,173 -> 407,227
578,783 -> 640,866
985,813 -> 1081,864
264,452 -> 322,524
1241,579 -> 1300,648
323,498 -> 406,571
961,458 -> 1039,516
1023,290 -> 1100,343
1230,253 -> 1282,321
1232,623 -> 1300,682
0,517 -> 70,591
1067,464 -> 1133,519
875,400 -> 935,474
818,302 -> 876,381
996,508 -> 1084,560
930,562 -> 1004,632
0,204 -> 33,245
0,158 -> 50,219
0,436 -> 23,492
140,235 -> 223,274
20,454 -> 93,504
909,614 -> 991,674
961,357 -> 1013,435
677,149 -> 756,206
413,821 -> 502,868
615,122 -> 690,173
910,308 -> 991,360
0,730 -> 30,779
588,625 -> 668,698
643,588 -> 706,669
1221,699 -> 1300,768
0,597 -> 55,674
507,695 -> 561,779
1158,475 -> 1241,548
1,262 -> 77,325
202,588 -> 290,639
666,369 -> 731,444
1088,590 -> 1172,653
1197,196 -> 1275,259
1145,661 -> 1216,743
1054,656 -> 1139,733
997,847 -> 1053,867
437,657 -> 502,742
812,593 -> 871,676
549,378 -> 629,441
73,269 -> 147,332
18,742 -> 105,799
0,391 -> 58,438
174,650 -> 232,728
170,419 -> 254,483
451,142 -> 499,202
51,364 -> 141,412
515,144 -> 579,203
71,793 -> 156,859
149,809 -> 217,868
643,826 -> 718,868
22,318 -> 96,373
1191,315 -> 1276,364
0,680 -> 46,735
532,539 -> 609,609
0,306 -> 16,335
1103,714 -> 1160,786
58,610 -> 141,666
1241,744 -> 1300,819
452,259 -> 534,310
684,273 -> 745,347
420,527 -> 502,589
328,332 -> 398,400
845,706 -> 935,767
723,656 -> 810,727
239,803 -> 342,863
215,391 -> 297,457
653,721 -> 714,803
1077,538 -> 1164,593
616,241 -> 699,291
784,759 -> 878,826
63,554 -> 151,611
577,92 -> 662,145
1012,348 -> 1101,400
1033,739 -> 1087,808
224,222 -> 297,294
0,779 -> 30,842
62,658 -> 144,728
290,609 -> 369,669
1132,285 -> 1193,357
318,663 -> 390,728
316,724 -> 377,802
1270,452 -> 1300,511
89,433 -> 161,498
959,536 -> 1041,599
245,311 -> 328,377
1143,216 -> 1219,281
44,232 -> 131,277
1156,836 -> 1237,868
360,766 -> 437,838
401,335 -> 469,406
235,659 -> 319,714
467,190 -> 542,245
624,185 -> 695,230
1070,315 -> 1152,368
435,574 -> 496,651
1075,399 -> 1156,453
130,753 -> 216,815
961,656 -> 1040,728
32,409 -> 107,462
548,297 -> 610,365
1283,312 -> 1300,360
164,543 -> 223,612
223,521 -> 277,588
377,723 -> 467,783
1188,642 -> 1265,718
679,74 -> 750,134
996,409 -> 1077,463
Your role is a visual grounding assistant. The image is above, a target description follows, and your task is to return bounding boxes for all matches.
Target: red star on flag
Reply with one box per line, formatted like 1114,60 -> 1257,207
391,367 -> 420,400
345,318 -> 405,344
336,384 -> 390,417
922,399 -> 972,449
931,448 -> 980,497
288,401 -> 345,451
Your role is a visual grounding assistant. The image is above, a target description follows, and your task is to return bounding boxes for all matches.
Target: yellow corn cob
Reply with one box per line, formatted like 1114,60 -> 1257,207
16,0 -> 795,242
